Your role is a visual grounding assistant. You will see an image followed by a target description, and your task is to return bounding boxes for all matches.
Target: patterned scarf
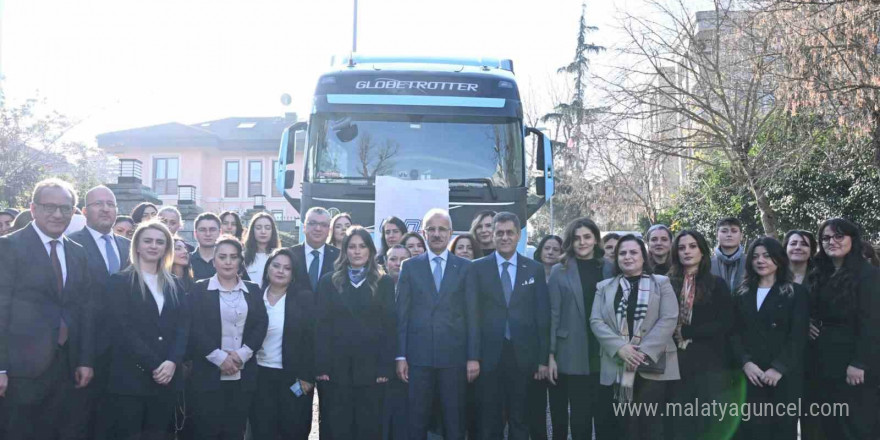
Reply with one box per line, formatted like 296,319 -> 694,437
675,274 -> 696,350
615,274 -> 652,403
348,266 -> 367,285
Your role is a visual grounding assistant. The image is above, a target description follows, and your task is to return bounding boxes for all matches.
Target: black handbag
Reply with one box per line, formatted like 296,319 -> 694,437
637,352 -> 667,374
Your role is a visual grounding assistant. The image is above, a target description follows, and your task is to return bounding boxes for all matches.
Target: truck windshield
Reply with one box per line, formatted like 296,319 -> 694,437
308,113 -> 523,187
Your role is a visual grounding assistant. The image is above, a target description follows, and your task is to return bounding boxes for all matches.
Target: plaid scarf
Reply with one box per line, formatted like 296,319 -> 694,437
675,274 -> 696,350
615,274 -> 652,403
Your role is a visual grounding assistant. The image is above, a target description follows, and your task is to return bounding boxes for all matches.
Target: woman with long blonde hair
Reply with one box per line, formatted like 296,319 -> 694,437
98,221 -> 188,440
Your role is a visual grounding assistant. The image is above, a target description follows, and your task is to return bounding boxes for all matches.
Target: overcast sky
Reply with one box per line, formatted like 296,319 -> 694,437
1,0 -> 710,145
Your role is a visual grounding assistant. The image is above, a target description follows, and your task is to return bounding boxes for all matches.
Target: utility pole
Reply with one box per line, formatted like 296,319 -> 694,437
352,0 -> 358,53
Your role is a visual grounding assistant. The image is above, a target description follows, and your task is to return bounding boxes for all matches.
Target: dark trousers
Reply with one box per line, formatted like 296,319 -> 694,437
250,366 -> 313,440
476,341 -> 529,440
192,381 -> 254,440
321,381 -> 383,440
737,378 -> 797,440
620,376 -> 667,440
668,369 -> 728,440
3,345 -> 80,440
407,365 -> 466,440
526,379 -> 548,440
810,377 -> 877,440
548,373 -> 603,440
382,378 -> 408,440
97,392 -> 175,440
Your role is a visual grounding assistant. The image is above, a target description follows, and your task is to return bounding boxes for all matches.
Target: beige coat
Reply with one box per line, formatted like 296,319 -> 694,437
589,274 -> 680,385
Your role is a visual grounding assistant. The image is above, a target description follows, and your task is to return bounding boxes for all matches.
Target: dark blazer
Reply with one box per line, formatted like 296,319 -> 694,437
396,252 -> 478,368
468,253 -> 549,373
289,243 -> 340,295
276,287 -> 316,384
105,271 -> 189,394
810,260 -> 880,379
314,273 -> 396,385
730,282 -> 809,390
186,278 -> 268,392
68,227 -> 131,356
0,224 -> 95,377
670,275 -> 733,376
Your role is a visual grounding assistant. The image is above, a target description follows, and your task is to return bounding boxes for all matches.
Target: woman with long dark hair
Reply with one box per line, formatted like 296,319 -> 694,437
590,234 -> 679,440
219,211 -> 245,240
548,219 -> 612,440
131,202 -> 158,225
667,230 -> 733,440
99,221 -> 188,440
187,235 -> 268,440
328,213 -> 353,248
534,234 -> 563,283
806,219 -> 880,439
378,216 -> 407,265
449,233 -> 482,261
783,230 -> 816,285
730,237 -> 808,440
172,236 -> 195,292
401,232 -> 427,258
314,226 -> 396,439
249,248 -> 316,440
243,213 -> 281,287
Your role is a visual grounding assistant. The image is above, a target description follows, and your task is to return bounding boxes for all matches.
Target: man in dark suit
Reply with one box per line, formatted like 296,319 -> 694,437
289,207 -> 339,296
468,212 -> 549,440
67,185 -> 131,439
0,178 -> 95,440
190,212 -> 221,280
397,208 -> 479,440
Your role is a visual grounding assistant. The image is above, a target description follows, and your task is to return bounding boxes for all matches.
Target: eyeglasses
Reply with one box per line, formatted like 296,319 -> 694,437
35,203 -> 74,216
425,226 -> 450,234
86,201 -> 117,209
306,221 -> 330,228
820,233 -> 847,244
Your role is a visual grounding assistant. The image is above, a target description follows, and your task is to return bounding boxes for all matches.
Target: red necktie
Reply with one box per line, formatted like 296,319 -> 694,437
50,240 -> 68,346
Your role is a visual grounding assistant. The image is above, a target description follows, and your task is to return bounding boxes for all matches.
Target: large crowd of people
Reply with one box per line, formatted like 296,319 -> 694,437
0,177 -> 878,440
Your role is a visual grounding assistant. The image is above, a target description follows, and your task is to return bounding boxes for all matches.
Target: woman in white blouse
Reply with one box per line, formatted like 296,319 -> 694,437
249,248 -> 316,440
99,221 -> 187,440
243,212 -> 281,287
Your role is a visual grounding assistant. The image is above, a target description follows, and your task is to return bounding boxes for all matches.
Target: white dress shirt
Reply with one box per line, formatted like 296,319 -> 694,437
495,251 -> 518,289
86,226 -> 120,272
305,243 -> 325,273
205,276 -> 253,380
33,223 -> 66,284
142,272 -> 164,315
426,249 -> 449,277
246,252 -> 270,288
257,287 -> 286,369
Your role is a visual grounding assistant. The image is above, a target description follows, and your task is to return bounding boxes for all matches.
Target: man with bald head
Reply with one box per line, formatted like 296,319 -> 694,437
396,208 -> 480,440
67,185 -> 131,438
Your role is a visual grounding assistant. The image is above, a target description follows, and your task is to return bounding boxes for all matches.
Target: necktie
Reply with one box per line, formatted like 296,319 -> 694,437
103,235 -> 120,274
432,257 -> 443,294
49,240 -> 68,346
501,262 -> 513,340
309,250 -> 321,291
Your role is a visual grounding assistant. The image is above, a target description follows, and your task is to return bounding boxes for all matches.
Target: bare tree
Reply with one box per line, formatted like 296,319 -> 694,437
357,133 -> 399,178
598,0 -> 803,236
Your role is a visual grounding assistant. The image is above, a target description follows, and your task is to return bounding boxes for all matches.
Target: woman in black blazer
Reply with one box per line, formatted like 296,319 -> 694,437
249,248 -> 316,440
99,221 -> 188,440
730,237 -> 809,440
315,226 -> 396,440
806,218 -> 880,440
187,235 -> 268,440
667,230 -> 733,440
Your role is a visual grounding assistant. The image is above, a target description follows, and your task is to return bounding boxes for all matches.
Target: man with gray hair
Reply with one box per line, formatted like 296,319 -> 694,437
396,208 -> 480,440
0,178 -> 95,439
289,207 -> 340,297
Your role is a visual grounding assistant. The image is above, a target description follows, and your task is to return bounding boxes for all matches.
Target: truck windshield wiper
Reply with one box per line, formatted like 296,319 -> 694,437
449,178 -> 498,200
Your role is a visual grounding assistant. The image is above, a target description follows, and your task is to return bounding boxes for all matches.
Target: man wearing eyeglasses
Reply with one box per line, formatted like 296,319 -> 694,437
67,186 -> 132,437
191,212 -> 222,280
0,178 -> 96,440
289,207 -> 340,298
396,208 -> 479,440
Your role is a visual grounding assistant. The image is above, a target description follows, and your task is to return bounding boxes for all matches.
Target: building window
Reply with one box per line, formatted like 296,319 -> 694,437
272,160 -> 282,197
153,157 -> 179,195
248,160 -> 263,197
272,210 -> 284,221
225,160 -> 240,198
